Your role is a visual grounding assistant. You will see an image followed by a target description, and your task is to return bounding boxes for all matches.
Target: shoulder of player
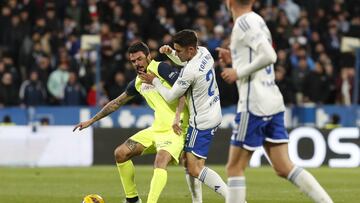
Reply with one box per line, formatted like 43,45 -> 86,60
158,61 -> 171,68
235,12 -> 262,32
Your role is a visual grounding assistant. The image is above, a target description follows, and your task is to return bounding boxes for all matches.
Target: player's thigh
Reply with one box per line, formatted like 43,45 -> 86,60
130,127 -> 157,154
226,145 -> 253,176
122,139 -> 145,155
263,142 -> 294,177
185,152 -> 205,167
114,139 -> 145,162
155,131 -> 185,165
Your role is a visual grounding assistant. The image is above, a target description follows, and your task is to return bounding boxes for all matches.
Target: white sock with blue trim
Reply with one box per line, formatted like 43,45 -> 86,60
288,166 -> 333,203
198,167 -> 228,198
185,169 -> 202,203
226,176 -> 246,203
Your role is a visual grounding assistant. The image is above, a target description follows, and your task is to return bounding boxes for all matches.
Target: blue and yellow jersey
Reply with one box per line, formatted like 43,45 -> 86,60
126,60 -> 189,132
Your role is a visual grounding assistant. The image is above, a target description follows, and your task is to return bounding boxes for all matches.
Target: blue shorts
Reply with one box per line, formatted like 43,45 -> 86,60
184,126 -> 217,159
231,111 -> 288,151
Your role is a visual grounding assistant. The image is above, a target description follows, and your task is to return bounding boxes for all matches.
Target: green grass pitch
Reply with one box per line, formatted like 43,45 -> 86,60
0,166 -> 359,203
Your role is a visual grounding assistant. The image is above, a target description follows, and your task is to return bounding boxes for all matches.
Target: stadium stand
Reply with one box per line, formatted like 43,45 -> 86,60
0,0 -> 359,107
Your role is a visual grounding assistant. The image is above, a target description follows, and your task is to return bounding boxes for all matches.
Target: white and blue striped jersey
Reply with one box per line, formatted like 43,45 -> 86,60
177,46 -> 222,129
155,46 -> 222,130
230,12 -> 285,116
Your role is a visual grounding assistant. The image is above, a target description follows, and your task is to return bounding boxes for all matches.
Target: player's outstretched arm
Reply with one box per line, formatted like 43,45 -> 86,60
172,96 -> 186,135
73,92 -> 134,131
160,45 -> 186,66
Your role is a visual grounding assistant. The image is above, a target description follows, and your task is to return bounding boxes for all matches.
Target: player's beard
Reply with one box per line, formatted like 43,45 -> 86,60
136,58 -> 151,74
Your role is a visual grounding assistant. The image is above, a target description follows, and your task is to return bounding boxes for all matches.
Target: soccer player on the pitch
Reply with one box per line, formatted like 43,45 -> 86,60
140,29 -> 228,201
73,42 -> 190,203
217,0 -> 333,203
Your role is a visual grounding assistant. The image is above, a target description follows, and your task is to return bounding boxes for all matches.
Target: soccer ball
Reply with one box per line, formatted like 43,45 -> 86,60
82,194 -> 105,203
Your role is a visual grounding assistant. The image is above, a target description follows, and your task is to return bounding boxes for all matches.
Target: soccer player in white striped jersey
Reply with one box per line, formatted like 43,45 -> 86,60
140,29 -> 228,202
217,0 -> 333,203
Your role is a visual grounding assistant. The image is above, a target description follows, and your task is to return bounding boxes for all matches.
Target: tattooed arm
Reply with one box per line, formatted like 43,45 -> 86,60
73,92 -> 134,131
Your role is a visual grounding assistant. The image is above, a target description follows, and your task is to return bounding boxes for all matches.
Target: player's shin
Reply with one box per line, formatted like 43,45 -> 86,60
227,176 -> 246,203
147,168 -> 168,203
287,166 -> 333,203
116,161 -> 139,199
198,167 -> 228,198
185,168 -> 203,203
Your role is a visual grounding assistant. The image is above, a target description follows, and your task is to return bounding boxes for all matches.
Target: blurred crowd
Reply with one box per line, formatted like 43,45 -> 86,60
0,0 -> 359,108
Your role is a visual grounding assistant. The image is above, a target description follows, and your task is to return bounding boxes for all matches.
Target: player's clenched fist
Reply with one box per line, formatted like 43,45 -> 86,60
159,45 -> 173,55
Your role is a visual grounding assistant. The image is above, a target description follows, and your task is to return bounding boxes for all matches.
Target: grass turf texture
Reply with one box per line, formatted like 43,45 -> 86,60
0,166 -> 359,203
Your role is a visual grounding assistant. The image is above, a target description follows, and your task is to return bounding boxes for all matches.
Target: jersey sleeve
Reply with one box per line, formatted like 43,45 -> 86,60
174,65 -> 194,91
236,16 -> 269,51
152,66 -> 194,102
125,79 -> 140,96
157,62 -> 180,86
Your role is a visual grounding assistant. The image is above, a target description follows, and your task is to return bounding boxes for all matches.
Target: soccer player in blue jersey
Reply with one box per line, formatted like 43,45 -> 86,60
140,29 -> 228,202
217,0 -> 333,202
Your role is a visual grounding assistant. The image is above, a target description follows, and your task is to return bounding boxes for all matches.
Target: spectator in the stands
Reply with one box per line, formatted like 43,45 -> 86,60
278,0 -> 300,25
47,60 -> 70,104
336,67 -> 355,105
0,115 -> 15,125
40,117 -> 50,126
19,70 -> 47,106
63,71 -> 86,105
324,114 -> 341,130
0,0 -> 359,106
106,71 -> 127,101
292,57 -> 311,104
0,72 -> 19,107
302,62 -> 330,104
207,25 -> 225,56
290,46 -> 315,70
275,65 -> 296,105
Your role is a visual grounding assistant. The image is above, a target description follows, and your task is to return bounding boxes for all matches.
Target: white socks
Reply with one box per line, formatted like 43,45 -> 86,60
198,167 -> 228,198
226,176 -> 246,203
185,169 -> 202,203
288,166 -> 333,203
226,167 -> 332,203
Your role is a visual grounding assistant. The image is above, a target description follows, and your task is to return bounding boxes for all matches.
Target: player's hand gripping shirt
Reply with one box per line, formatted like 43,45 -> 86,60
153,46 -> 222,130
230,12 -> 285,116
126,60 -> 189,132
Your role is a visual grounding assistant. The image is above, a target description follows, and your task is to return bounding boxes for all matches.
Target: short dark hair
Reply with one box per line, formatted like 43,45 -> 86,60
173,29 -> 198,48
128,41 -> 150,56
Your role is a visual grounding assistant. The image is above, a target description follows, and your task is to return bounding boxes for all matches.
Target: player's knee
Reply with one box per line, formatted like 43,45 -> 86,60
273,167 -> 290,178
114,147 -> 130,163
187,168 -> 199,177
226,163 -> 244,176
154,152 -> 171,169
186,164 -> 200,177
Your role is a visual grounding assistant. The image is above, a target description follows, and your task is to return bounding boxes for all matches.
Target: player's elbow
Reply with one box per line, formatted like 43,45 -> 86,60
260,43 -> 277,65
268,51 -> 277,64
163,95 -> 176,103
